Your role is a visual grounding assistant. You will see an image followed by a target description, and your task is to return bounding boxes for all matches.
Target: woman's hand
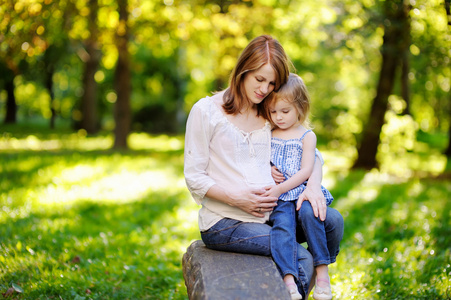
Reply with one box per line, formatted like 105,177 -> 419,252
271,166 -> 285,184
228,188 -> 278,218
296,154 -> 327,221
296,184 -> 327,221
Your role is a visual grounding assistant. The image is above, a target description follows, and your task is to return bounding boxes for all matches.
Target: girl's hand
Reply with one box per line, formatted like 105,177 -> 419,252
228,188 -> 278,218
271,166 -> 285,184
263,185 -> 282,199
296,185 -> 327,221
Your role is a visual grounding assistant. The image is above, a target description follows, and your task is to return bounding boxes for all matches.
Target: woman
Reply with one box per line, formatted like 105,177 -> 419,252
184,35 -> 343,299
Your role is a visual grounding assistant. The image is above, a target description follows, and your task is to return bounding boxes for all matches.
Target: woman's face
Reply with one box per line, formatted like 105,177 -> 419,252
243,63 -> 276,106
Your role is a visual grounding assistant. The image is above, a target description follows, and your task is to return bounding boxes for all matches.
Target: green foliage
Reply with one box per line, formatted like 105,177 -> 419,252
1,0 -> 449,145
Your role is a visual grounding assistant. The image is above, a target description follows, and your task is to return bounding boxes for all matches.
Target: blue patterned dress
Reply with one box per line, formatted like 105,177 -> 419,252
270,130 -> 334,205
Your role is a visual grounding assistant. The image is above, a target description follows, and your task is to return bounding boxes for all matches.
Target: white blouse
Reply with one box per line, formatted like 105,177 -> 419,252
184,96 -> 275,231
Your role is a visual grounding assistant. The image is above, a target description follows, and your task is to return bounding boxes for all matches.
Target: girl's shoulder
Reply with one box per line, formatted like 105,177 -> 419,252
272,126 -> 315,141
301,129 -> 316,140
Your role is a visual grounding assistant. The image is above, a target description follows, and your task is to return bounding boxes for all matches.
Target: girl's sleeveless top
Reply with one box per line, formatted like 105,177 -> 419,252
271,129 -> 334,205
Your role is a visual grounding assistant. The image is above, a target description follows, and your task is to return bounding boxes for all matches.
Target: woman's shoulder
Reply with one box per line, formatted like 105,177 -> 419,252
210,91 -> 226,107
188,92 -> 228,126
193,91 -> 225,109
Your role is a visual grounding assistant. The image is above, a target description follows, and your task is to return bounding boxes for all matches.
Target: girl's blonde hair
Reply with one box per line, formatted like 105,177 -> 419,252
264,73 -> 311,128
223,35 -> 291,116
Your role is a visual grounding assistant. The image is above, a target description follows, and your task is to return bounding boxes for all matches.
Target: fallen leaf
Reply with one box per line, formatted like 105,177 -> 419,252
72,256 -> 81,263
85,289 -> 92,294
12,283 -> 23,293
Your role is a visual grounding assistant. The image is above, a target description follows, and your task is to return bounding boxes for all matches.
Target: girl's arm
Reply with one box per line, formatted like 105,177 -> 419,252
265,131 -> 317,197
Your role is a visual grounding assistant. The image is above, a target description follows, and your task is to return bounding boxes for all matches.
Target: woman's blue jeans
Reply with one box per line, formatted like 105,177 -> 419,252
200,206 -> 344,298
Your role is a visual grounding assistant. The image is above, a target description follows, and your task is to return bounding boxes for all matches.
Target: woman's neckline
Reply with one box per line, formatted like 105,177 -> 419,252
209,94 -> 269,135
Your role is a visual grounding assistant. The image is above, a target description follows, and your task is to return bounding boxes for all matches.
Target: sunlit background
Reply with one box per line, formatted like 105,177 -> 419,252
1,0 -> 450,299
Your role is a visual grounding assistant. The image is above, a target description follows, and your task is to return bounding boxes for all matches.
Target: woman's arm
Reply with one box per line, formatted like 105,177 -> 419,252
297,156 -> 327,221
184,103 -> 217,204
271,165 -> 285,184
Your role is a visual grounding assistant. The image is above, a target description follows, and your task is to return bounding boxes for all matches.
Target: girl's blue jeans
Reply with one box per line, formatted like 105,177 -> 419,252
270,200 -> 341,286
269,200 -> 300,280
200,205 -> 344,298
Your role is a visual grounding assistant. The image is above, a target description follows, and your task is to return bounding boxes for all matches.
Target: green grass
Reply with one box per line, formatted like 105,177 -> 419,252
329,172 -> 451,299
1,125 -> 450,299
0,129 -> 199,299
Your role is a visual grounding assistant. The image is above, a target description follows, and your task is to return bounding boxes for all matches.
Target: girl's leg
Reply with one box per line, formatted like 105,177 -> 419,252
315,264 -> 330,288
269,200 -> 299,279
269,200 -> 302,299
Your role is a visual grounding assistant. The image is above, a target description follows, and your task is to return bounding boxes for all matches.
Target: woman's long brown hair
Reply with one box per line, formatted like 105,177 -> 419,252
222,35 -> 292,116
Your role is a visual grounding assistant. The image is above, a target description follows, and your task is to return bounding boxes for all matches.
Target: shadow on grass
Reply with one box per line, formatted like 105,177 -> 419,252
9,189 -> 181,239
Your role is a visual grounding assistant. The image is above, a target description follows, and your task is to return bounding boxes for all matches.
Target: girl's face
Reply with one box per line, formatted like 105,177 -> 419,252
269,98 -> 299,130
243,63 -> 276,106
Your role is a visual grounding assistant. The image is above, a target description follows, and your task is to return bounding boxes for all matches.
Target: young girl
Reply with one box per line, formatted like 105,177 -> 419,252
263,73 -> 335,300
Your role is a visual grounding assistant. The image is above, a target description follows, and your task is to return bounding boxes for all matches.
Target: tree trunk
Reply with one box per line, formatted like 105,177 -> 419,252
446,101 -> 451,156
400,8 -> 411,115
4,76 -> 17,124
80,0 -> 100,134
352,0 -> 410,170
446,0 -> 451,26
444,0 -> 451,158
45,63 -> 57,129
400,52 -> 410,115
176,46 -> 187,133
113,0 -> 131,149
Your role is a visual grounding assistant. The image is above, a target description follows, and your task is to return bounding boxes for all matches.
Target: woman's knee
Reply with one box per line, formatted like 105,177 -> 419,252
201,219 -> 272,255
325,207 -> 344,231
